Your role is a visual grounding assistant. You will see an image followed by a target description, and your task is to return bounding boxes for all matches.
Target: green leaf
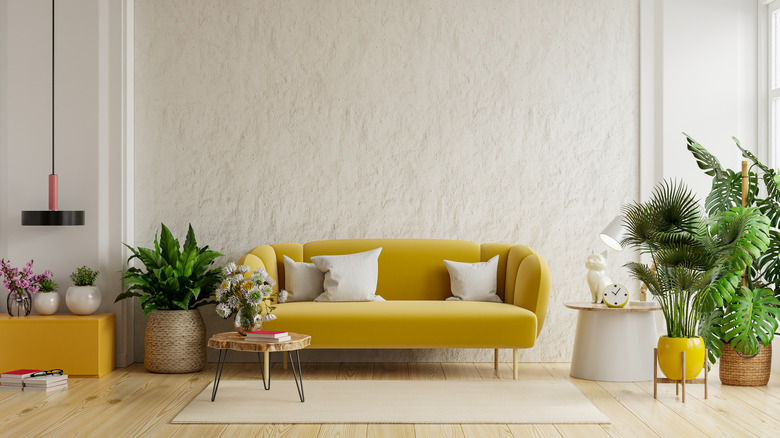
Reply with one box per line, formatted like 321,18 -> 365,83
184,224 -> 197,251
685,133 -> 723,178
113,291 -> 142,303
720,287 -> 780,356
698,307 -> 724,365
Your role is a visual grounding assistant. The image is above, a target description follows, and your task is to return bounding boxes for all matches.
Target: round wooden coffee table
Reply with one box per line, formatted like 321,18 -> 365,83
207,332 -> 311,402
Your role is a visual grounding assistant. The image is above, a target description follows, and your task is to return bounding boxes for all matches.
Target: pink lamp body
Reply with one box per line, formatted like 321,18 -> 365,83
48,174 -> 58,210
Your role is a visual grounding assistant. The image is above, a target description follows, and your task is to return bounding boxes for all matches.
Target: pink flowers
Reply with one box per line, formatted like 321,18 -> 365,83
0,258 -> 52,297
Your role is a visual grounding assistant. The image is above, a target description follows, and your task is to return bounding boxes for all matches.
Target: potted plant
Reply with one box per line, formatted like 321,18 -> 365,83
66,265 -> 101,315
33,275 -> 59,315
686,135 -> 780,385
115,223 -> 222,373
0,259 -> 51,317
621,180 -> 770,381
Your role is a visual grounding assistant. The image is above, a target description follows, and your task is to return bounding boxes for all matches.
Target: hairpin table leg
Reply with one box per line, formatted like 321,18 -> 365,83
211,349 -> 228,402
258,352 -> 271,390
289,350 -> 305,402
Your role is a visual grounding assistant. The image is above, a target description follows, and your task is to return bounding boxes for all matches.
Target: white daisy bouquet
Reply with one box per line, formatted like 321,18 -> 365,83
214,263 -> 285,322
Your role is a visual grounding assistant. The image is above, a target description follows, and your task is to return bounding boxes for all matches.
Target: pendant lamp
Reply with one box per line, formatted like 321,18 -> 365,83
22,0 -> 85,226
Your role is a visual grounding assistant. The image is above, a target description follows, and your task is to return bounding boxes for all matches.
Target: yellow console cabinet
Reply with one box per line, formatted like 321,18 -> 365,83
0,313 -> 115,377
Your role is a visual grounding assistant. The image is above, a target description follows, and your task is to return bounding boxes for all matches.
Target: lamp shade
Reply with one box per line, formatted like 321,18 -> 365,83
22,210 -> 85,226
599,215 -> 626,251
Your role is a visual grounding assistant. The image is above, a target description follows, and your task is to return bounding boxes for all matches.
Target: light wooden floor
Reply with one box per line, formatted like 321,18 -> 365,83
2,361 -> 779,437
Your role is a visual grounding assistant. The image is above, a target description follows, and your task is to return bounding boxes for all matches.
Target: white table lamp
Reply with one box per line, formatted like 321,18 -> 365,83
599,215 -> 626,251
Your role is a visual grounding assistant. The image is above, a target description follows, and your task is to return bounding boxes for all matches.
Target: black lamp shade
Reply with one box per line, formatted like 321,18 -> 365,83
22,210 -> 85,226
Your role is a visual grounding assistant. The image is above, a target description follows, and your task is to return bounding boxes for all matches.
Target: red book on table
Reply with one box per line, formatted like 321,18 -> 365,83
247,330 -> 288,338
1,369 -> 41,379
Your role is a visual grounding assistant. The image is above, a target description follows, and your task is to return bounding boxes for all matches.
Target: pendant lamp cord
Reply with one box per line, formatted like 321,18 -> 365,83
51,0 -> 55,175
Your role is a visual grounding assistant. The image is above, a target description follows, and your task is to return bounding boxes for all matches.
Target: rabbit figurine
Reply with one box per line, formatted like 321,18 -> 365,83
586,251 -> 612,304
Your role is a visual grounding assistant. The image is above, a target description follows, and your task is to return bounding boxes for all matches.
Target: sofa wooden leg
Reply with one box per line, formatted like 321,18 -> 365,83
283,352 -> 288,370
513,349 -> 518,380
494,349 -> 499,371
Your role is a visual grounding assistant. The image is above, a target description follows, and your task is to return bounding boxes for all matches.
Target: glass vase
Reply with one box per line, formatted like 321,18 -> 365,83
234,304 -> 262,335
7,290 -> 32,317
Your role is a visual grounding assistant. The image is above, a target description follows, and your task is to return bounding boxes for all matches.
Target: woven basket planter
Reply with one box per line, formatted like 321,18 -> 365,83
144,309 -> 206,373
719,342 -> 772,386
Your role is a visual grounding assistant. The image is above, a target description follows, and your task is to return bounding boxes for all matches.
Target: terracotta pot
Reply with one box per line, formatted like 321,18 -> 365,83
144,309 -> 206,373
657,336 -> 705,381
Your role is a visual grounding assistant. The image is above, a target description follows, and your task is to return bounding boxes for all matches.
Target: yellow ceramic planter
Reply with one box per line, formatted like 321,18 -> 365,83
657,336 -> 705,381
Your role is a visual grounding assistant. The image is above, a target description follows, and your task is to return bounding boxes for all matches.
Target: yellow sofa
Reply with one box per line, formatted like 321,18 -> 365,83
237,239 -> 550,379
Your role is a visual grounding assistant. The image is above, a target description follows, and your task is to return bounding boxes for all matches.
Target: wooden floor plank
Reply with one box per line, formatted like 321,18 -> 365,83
637,378 -> 780,437
221,424 -> 321,437
408,362 -> 445,380
301,362 -> 341,380
440,363 -> 481,380
170,424 -> 227,437
318,424 -> 368,438
541,364 -> 660,438
1,361 -> 779,437
1,364 -> 142,437
367,424 -> 416,437
596,381 -> 711,438
554,424 -> 612,438
414,424 -> 464,438
461,424 -> 513,437
476,362 -> 554,381
507,424 -> 563,437
337,362 -> 374,380
372,362 -> 409,380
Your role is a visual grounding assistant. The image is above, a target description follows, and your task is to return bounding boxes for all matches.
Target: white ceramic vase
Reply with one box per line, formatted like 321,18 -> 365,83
66,285 -> 101,315
33,292 -> 60,315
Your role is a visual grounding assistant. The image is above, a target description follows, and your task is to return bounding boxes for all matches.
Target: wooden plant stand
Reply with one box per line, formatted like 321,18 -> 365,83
653,348 -> 708,403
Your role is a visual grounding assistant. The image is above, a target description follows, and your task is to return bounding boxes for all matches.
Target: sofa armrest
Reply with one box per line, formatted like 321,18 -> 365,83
237,245 -> 280,293
506,246 -> 551,336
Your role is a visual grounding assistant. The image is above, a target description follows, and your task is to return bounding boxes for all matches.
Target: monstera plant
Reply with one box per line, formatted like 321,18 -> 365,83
686,134 -> 780,366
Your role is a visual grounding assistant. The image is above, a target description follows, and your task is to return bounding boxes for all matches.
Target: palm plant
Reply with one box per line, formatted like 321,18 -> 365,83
685,134 -> 780,359
621,180 -> 770,363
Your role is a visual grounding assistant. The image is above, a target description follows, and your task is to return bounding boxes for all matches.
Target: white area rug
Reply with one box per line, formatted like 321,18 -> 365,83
173,380 -> 610,424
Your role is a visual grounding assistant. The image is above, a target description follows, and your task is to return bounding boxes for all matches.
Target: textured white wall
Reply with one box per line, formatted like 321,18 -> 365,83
134,0 -> 640,362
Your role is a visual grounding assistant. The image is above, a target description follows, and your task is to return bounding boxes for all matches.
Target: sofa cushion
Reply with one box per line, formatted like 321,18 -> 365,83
312,248 -> 384,302
283,255 -> 324,301
444,255 -> 502,303
262,301 -> 538,348
304,239 -> 481,301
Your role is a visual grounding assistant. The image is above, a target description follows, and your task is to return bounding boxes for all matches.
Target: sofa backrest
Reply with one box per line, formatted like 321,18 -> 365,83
303,239 -> 480,301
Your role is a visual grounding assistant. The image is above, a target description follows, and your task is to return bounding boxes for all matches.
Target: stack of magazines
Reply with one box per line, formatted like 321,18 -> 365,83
246,330 -> 291,342
0,369 -> 68,392
24,373 -> 68,392
0,369 -> 39,391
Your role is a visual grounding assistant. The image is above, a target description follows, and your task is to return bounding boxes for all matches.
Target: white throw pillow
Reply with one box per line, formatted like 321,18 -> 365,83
444,255 -> 502,303
282,255 -> 325,301
311,248 -> 385,302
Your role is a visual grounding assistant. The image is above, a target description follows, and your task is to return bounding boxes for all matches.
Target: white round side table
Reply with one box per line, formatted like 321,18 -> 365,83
565,301 -> 661,381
